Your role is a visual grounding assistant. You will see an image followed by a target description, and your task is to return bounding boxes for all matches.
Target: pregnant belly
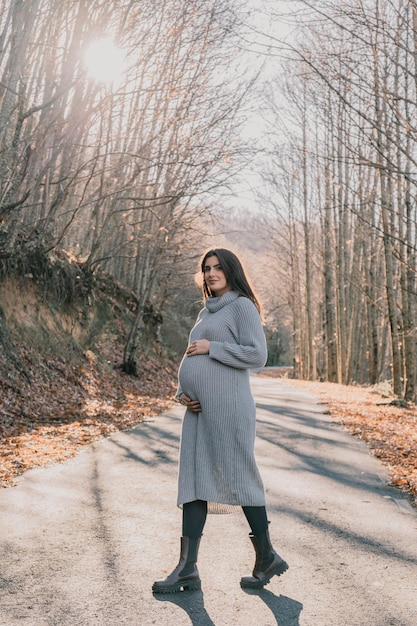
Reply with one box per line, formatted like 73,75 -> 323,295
178,354 -> 228,400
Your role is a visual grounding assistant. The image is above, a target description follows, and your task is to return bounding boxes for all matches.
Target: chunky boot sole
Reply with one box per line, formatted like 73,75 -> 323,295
152,577 -> 202,594
240,559 -> 289,590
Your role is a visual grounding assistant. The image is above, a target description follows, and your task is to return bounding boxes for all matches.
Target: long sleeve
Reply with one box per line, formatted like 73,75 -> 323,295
208,298 -> 267,370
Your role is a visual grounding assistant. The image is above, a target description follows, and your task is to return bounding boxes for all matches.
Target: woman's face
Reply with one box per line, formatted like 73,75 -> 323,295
203,255 -> 231,297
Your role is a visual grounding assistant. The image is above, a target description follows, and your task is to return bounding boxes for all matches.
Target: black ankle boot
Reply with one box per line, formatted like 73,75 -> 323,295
152,536 -> 202,593
240,529 -> 288,589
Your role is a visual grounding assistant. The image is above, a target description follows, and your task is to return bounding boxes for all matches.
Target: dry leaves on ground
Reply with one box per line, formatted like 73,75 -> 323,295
0,342 -> 176,488
260,372 -> 417,507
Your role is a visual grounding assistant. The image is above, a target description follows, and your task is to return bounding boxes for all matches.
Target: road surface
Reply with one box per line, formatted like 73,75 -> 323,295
1,376 -> 416,625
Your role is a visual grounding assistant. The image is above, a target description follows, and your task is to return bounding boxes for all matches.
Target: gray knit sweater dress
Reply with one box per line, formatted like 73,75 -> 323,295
176,290 -> 268,514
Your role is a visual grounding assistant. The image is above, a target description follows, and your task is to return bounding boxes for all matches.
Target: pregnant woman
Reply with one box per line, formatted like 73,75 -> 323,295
152,248 -> 288,593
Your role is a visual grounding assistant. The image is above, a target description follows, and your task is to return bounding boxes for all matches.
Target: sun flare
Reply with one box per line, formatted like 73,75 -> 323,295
84,38 -> 125,84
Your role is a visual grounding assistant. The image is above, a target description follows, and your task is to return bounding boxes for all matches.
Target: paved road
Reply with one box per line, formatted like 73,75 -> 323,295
1,377 -> 416,626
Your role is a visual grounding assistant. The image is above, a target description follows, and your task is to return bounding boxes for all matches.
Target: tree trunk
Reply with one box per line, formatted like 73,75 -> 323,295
323,159 -> 339,382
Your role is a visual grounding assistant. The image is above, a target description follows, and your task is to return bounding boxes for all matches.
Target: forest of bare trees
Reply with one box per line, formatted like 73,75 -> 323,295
257,0 -> 417,401
2,0 -> 417,402
0,0 -> 258,374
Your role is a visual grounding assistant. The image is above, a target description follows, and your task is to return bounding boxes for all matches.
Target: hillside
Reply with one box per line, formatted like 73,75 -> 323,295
0,255 -> 177,487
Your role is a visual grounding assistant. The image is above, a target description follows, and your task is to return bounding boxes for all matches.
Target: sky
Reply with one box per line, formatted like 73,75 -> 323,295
222,0 -> 298,215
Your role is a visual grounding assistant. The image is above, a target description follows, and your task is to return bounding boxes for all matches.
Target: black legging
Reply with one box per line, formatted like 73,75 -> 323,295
182,500 -> 268,538
182,500 -> 207,538
242,505 -> 269,535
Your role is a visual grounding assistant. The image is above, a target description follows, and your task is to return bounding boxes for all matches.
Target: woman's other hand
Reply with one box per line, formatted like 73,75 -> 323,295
186,339 -> 210,356
179,393 -> 201,413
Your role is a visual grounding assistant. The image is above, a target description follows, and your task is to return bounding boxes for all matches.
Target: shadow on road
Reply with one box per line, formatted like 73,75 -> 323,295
153,589 -> 303,626
243,589 -> 303,626
153,590 -> 216,625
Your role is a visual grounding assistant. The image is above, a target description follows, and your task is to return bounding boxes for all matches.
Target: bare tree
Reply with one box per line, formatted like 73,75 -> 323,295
255,0 -> 417,399
0,0 -> 258,374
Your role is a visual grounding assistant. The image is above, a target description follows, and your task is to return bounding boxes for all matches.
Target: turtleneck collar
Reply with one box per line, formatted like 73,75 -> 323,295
205,290 -> 240,313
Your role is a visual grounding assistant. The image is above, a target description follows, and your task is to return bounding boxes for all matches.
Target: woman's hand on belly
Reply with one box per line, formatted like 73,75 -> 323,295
186,339 -> 210,356
179,393 -> 201,414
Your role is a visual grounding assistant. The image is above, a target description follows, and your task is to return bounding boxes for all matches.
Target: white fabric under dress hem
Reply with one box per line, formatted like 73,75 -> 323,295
178,501 -> 241,514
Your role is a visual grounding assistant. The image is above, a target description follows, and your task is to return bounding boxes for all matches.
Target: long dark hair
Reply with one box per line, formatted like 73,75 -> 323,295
200,248 -> 262,314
